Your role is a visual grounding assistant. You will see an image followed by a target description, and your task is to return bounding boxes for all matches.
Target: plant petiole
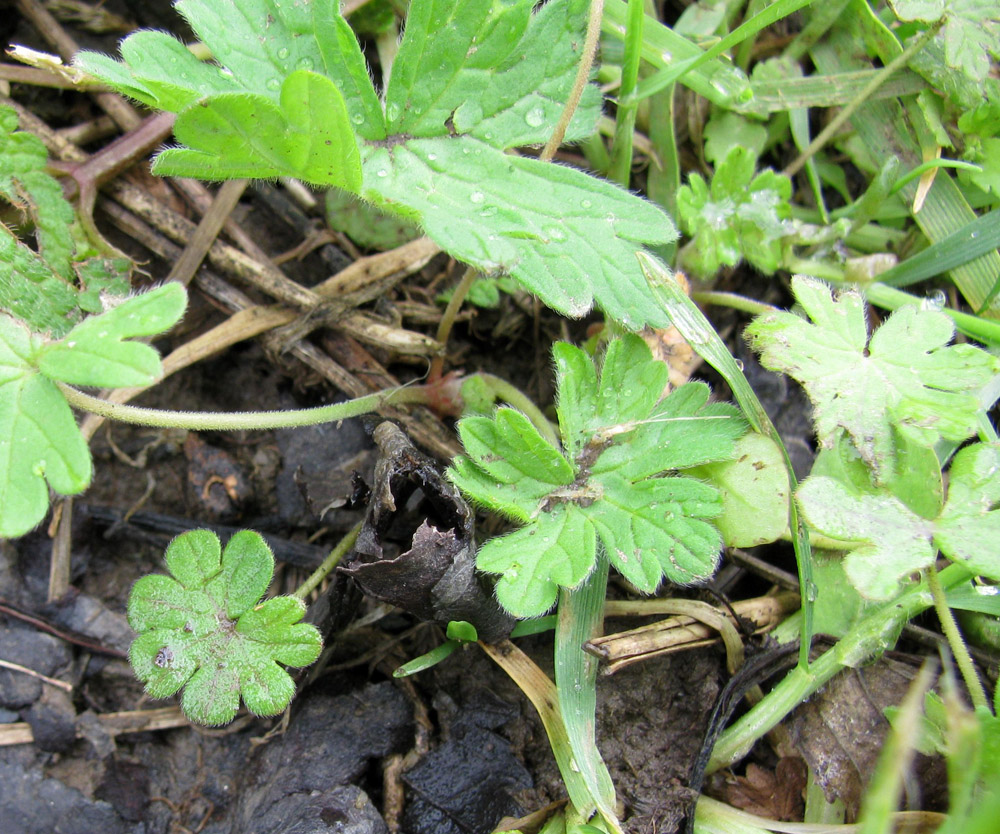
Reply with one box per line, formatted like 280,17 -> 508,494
707,562 -> 973,772
58,381 -> 432,431
293,520 -> 363,601
926,564 -> 990,712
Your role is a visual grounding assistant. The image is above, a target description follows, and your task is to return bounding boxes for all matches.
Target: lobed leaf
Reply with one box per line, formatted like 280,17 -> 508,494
386,0 -> 599,146
477,505 -> 596,619
126,529 -> 322,725
37,282 -> 187,388
934,443 -> 1000,579
746,275 -> 1000,480
0,107 -> 75,279
0,314 -> 91,538
451,336 -> 745,618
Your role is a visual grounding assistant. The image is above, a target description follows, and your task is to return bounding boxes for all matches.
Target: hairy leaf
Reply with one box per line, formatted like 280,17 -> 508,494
363,137 -> 675,328
449,335 -> 746,618
0,315 -> 91,538
76,0 -> 677,329
746,275 -> 1000,480
677,146 -> 793,280
38,282 -> 187,387
386,0 -> 599,145
0,107 -> 75,279
127,529 -> 321,725
799,443 -> 1000,599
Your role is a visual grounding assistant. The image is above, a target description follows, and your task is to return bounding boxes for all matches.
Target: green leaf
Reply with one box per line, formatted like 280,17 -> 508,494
0,314 -> 92,538
76,0 -> 675,329
477,504 -> 596,618
892,0 -> 1000,83
386,0 -> 599,146
37,283 -> 187,388
746,275 -> 1000,481
687,432 -> 791,548
586,473 -> 724,592
450,335 -> 745,618
153,71 -> 361,189
450,408 -> 574,522
677,145 -> 792,279
797,476 -> 936,599
126,529 -> 322,725
934,443 -> 1000,579
325,190 -> 419,251
799,443 -> 1000,599
363,137 -> 675,328
0,107 -> 75,279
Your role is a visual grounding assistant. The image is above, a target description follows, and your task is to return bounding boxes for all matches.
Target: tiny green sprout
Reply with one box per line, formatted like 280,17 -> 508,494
128,529 -> 322,726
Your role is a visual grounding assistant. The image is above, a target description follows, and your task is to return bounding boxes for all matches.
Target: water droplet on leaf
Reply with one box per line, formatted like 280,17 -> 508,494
351,113 -> 365,125
266,78 -> 281,91
469,191 -> 485,204
296,56 -> 314,70
525,106 -> 545,128
277,47 -> 290,60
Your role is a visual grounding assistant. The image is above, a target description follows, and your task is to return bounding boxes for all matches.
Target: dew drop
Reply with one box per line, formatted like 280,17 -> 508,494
386,102 -> 401,122
296,56 -> 314,70
806,581 -> 819,603
924,290 -> 946,311
524,106 -> 545,128
265,77 -> 281,91
277,47 -> 290,60
734,359 -> 744,371
479,206 -> 498,218
376,169 -> 388,177
580,198 -> 592,209
543,225 -> 568,242
469,190 -> 485,204
351,113 -> 365,125
426,152 -> 437,161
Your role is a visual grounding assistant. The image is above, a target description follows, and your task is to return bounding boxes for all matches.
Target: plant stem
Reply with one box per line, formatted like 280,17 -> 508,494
707,563 -> 972,772
691,291 -> 780,316
429,265 -> 478,382
540,0 -> 603,162
293,520 -> 363,601
58,382 -> 430,431
782,21 -> 942,178
926,564 -> 989,712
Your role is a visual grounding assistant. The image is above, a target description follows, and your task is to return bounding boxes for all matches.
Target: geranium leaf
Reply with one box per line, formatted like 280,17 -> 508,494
450,335 -> 745,618
126,529 -> 322,725
37,283 -> 187,388
746,275 -> 1000,480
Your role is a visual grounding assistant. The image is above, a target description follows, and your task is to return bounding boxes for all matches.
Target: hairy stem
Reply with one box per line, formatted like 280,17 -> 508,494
58,382 -> 430,431
927,564 -> 990,712
540,0 -> 603,162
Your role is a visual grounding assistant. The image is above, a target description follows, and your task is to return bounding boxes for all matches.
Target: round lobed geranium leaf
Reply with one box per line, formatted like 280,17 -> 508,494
126,529 -> 323,725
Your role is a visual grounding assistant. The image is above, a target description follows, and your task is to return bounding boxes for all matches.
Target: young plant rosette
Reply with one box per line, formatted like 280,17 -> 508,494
128,529 -> 322,726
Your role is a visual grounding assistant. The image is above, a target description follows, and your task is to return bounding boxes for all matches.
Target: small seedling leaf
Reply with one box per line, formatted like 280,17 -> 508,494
677,145 -> 792,279
37,282 -> 187,388
127,529 -> 322,725
450,335 -> 745,618
746,275 -> 1000,481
